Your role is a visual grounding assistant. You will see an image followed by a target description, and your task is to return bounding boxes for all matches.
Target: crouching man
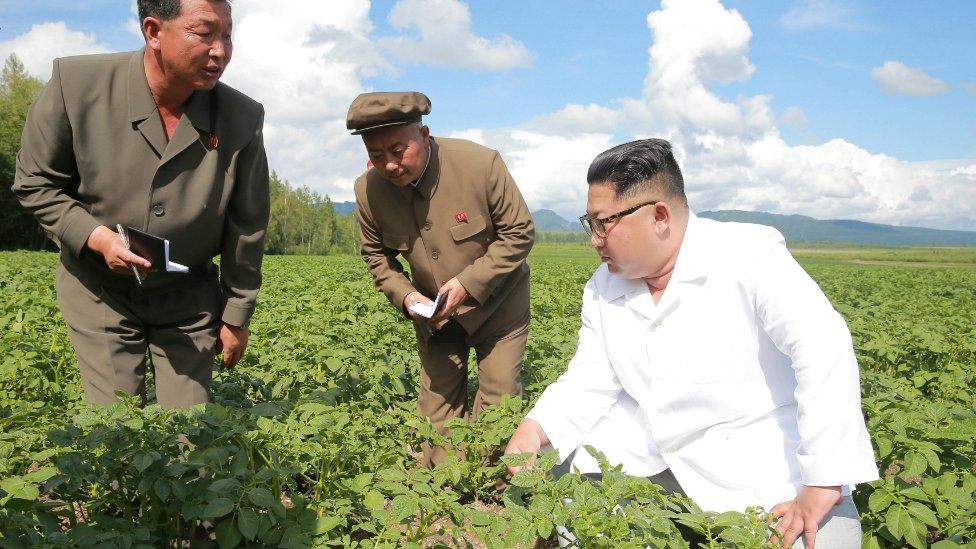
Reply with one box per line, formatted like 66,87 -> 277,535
348,92 -> 534,466
504,139 -> 878,548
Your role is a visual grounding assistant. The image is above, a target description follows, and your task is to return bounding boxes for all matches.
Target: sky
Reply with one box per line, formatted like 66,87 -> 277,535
1,0 -> 974,230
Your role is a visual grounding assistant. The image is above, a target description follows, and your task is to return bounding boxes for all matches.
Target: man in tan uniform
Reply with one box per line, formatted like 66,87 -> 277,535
348,92 -> 534,465
13,0 -> 269,408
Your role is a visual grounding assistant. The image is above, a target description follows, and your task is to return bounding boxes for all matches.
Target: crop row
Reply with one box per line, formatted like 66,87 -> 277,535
0,252 -> 973,547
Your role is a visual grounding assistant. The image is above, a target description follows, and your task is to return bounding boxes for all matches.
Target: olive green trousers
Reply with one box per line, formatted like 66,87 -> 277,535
414,308 -> 529,467
55,260 -> 221,409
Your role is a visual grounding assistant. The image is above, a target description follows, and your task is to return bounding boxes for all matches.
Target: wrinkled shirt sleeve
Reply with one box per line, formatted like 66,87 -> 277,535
525,279 -> 623,463
752,238 -> 879,487
219,106 -> 270,328
13,59 -> 100,256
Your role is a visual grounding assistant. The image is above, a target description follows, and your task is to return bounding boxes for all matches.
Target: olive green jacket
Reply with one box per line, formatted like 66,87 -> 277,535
355,137 -> 534,334
13,49 -> 269,327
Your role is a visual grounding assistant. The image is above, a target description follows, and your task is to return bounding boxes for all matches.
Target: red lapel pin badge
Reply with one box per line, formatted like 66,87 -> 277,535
455,211 -> 468,223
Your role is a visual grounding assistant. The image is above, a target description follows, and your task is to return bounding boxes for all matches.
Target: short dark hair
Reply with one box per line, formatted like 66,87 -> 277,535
137,0 -> 184,23
137,0 -> 231,25
586,138 -> 686,204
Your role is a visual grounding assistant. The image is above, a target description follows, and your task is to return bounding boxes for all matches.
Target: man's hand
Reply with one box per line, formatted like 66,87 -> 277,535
404,291 -> 450,330
216,323 -> 249,369
431,277 -> 469,323
503,419 -> 549,475
404,291 -> 433,321
86,225 -> 151,274
769,485 -> 842,548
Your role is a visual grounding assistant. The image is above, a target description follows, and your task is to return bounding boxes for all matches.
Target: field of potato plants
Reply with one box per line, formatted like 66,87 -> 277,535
1,246 -> 974,548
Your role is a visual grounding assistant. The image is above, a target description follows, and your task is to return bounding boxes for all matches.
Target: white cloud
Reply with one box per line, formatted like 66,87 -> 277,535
380,0 -> 532,71
446,129 -> 486,144
4,1 -> 971,230
780,0 -> 859,30
434,127 -> 615,220
870,60 -> 949,96
498,131 -> 616,216
951,164 -> 976,179
125,3 -> 143,41
961,83 -> 976,94
0,2 -> 386,205
0,22 -> 111,79
528,103 -> 625,134
217,0 -> 392,202
0,0 -> 529,206
779,106 -> 808,128
445,0 -> 974,231
636,0 -> 764,136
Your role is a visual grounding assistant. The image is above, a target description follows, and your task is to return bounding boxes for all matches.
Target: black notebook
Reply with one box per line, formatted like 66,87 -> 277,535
118,225 -> 189,273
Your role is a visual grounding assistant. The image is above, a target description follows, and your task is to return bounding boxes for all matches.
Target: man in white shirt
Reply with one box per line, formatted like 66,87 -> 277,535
504,139 -> 878,548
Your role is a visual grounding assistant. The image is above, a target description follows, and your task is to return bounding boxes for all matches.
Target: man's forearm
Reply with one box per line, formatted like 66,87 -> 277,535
521,418 -> 550,448
219,109 -> 270,328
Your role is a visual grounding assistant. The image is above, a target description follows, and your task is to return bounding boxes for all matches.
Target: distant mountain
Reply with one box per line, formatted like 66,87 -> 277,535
532,209 -> 583,232
334,204 -> 585,233
330,204 -> 974,246
333,201 -> 357,215
699,210 -> 976,246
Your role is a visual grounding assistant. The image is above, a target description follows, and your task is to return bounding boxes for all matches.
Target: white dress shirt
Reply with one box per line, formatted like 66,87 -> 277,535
526,212 -> 879,512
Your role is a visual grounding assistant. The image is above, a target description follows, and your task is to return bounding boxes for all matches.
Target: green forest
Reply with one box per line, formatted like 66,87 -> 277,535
0,54 -> 360,256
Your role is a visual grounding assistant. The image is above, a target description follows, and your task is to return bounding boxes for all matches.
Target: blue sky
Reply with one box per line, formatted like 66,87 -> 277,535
2,0 -> 974,229
365,0 -> 976,162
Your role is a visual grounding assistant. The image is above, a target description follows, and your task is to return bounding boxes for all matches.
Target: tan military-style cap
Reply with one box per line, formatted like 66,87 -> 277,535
346,91 -> 432,135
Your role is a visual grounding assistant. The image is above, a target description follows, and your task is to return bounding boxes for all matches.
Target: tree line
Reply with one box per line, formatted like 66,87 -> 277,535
0,54 -> 360,255
2,53 -> 588,256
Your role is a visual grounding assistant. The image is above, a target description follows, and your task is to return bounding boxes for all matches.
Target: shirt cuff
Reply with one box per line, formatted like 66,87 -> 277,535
221,301 -> 255,328
456,268 -> 489,305
525,408 -> 582,465
797,451 -> 880,487
60,212 -> 102,258
388,281 -> 417,317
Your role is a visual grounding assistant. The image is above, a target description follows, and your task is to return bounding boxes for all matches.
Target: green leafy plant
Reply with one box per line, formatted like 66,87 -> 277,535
1,249 -> 974,547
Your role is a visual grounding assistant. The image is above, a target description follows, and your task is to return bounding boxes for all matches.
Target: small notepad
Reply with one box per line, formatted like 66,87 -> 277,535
409,292 -> 445,318
120,225 -> 189,273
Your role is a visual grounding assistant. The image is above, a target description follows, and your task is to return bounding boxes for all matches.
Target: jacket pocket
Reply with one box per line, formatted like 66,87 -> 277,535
381,232 -> 410,251
449,214 -> 487,241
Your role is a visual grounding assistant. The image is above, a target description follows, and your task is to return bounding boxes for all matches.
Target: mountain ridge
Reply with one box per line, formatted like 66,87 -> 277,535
697,210 -> 976,246
331,202 -> 976,246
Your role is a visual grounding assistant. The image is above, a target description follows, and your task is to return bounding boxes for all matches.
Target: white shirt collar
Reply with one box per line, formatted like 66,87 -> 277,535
602,210 -> 709,302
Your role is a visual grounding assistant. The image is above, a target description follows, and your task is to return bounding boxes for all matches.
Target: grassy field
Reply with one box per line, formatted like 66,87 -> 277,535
787,244 -> 976,266
531,241 -> 976,267
1,247 -> 974,547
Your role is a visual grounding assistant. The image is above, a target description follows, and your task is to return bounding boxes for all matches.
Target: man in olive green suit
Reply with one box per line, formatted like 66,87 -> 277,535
13,0 -> 269,408
348,91 -> 535,466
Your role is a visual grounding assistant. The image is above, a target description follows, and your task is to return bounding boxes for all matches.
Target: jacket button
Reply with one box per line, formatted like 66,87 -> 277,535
423,221 -> 432,231
431,251 -> 439,260
152,204 -> 165,217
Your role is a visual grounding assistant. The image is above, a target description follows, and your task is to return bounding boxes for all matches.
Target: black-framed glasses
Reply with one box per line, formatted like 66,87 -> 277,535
579,201 -> 658,238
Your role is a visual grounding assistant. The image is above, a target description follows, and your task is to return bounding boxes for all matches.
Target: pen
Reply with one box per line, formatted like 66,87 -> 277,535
116,224 -> 142,285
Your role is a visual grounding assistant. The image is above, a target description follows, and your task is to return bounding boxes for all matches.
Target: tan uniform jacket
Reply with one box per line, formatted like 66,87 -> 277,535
13,49 -> 270,327
354,137 -> 534,335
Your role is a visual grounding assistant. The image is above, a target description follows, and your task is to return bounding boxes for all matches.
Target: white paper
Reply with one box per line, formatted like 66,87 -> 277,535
409,292 -> 444,318
166,261 -> 189,273
163,240 -> 189,272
